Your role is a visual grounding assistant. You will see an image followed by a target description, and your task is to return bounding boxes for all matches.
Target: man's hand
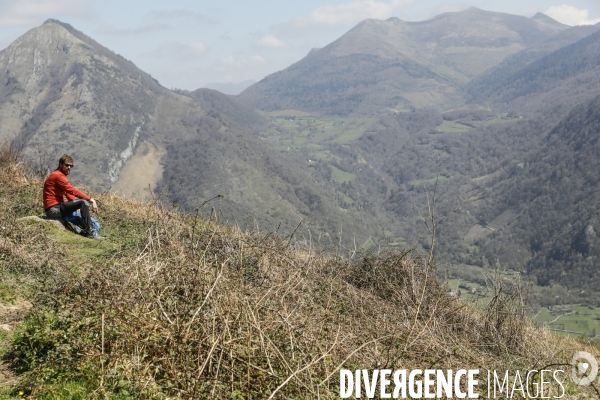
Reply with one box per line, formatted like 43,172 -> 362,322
90,198 -> 98,213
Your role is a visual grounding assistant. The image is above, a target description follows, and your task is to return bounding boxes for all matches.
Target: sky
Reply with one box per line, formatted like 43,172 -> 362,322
0,0 -> 599,91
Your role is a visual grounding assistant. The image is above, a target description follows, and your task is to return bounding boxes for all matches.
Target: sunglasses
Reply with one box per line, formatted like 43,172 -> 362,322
64,163 -> 74,168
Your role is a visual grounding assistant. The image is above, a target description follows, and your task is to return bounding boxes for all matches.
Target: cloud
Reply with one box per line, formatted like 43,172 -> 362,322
256,35 -> 288,48
97,22 -> 169,36
294,0 -> 413,27
0,0 -> 90,27
145,41 -> 208,62
189,42 -> 207,54
217,55 -> 266,70
544,5 -> 600,26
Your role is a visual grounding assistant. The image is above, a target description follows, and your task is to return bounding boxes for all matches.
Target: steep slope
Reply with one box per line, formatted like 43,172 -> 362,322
0,19 -> 165,189
238,8 -> 567,115
473,95 -> 600,293
467,25 -> 600,111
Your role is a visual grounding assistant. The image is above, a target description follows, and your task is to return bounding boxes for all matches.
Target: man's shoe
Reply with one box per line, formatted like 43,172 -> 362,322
87,232 -> 105,241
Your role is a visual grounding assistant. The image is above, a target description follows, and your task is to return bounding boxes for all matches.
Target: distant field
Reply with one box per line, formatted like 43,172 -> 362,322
338,191 -> 355,205
446,278 -> 600,341
266,110 -> 313,118
330,165 -> 356,183
260,115 -> 379,154
483,117 -> 521,126
435,116 -> 521,134
436,121 -> 470,133
535,305 -> 600,339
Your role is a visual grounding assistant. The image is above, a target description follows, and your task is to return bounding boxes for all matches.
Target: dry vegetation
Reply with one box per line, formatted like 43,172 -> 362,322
0,143 -> 599,399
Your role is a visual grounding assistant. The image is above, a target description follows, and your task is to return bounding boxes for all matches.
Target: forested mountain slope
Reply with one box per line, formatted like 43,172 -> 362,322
238,8 -> 567,116
467,25 -> 600,111
473,95 -> 600,293
467,23 -> 600,107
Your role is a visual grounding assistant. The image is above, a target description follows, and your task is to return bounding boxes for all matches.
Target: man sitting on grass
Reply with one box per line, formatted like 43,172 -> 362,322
43,154 -> 104,240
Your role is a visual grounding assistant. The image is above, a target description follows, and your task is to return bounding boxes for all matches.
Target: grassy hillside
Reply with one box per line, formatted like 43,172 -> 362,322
1,149 -> 600,398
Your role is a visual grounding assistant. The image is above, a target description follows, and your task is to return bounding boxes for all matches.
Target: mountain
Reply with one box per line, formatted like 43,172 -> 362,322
0,19 -> 165,190
237,8 -> 568,116
202,80 -> 256,95
176,87 -> 268,133
467,24 -> 600,111
471,94 -> 600,294
0,20 -> 383,244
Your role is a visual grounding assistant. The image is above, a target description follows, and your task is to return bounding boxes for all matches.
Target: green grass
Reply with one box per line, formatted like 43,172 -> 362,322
337,191 -> 355,205
45,223 -> 111,258
535,305 -> 600,339
436,121 -> 471,133
330,166 -> 356,183
483,117 -> 520,126
6,380 -> 136,400
0,284 -> 17,305
261,116 -> 378,152
446,275 -> 600,340
332,118 -> 378,144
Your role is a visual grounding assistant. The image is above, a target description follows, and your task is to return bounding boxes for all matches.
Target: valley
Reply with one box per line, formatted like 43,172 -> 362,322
4,6 -> 600,397
448,276 -> 600,342
1,9 -> 600,310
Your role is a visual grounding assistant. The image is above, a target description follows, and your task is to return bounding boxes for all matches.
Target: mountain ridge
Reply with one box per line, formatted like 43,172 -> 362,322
238,8 -> 568,115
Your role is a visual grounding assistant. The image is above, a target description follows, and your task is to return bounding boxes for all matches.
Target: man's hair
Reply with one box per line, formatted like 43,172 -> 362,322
59,154 -> 73,165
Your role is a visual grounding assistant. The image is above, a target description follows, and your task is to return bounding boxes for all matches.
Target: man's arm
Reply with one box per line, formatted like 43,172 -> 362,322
65,191 -> 98,213
55,174 -> 97,212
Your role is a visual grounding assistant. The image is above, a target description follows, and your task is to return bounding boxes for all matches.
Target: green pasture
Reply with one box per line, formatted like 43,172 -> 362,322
337,191 -> 355,205
535,305 -> 600,339
446,275 -> 600,340
261,116 -> 379,150
436,121 -> 471,133
330,165 -> 356,183
483,117 -> 520,126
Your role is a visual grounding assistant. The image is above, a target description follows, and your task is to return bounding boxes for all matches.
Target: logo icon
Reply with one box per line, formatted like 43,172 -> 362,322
572,351 -> 598,386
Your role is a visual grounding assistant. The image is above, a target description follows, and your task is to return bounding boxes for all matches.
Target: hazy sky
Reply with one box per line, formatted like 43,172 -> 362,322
0,1 -> 599,90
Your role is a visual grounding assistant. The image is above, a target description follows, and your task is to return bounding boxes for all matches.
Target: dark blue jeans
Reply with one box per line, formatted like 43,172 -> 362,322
45,199 -> 92,234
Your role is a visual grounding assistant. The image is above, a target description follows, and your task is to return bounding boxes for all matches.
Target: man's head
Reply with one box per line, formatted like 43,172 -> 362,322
58,154 -> 74,175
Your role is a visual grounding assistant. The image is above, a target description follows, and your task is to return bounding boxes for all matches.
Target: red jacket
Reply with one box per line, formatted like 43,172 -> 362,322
43,169 -> 91,210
